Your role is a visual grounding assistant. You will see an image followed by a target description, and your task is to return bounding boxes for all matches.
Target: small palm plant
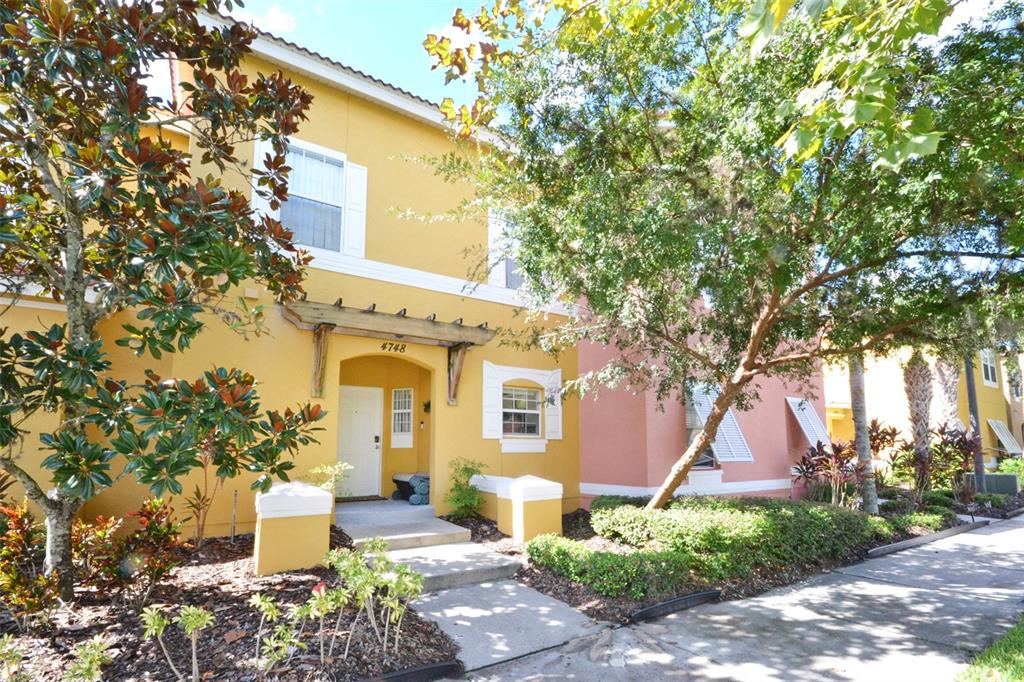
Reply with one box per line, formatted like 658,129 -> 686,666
141,605 -> 215,682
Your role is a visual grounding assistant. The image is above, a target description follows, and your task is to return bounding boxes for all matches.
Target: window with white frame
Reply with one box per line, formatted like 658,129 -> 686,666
684,401 -> 717,468
391,388 -> 413,449
502,386 -> 542,436
488,212 -> 524,290
981,349 -> 999,387
280,145 -> 346,252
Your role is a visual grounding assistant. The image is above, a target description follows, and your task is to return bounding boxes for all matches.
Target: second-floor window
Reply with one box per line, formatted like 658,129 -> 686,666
981,349 -> 999,387
488,211 -> 524,290
280,145 -> 346,252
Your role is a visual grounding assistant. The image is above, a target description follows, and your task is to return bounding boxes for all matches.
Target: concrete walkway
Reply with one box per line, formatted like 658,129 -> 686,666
466,516 -> 1024,680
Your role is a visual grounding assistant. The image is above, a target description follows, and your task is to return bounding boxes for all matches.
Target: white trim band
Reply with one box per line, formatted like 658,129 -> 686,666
501,438 -> 548,453
579,477 -> 792,498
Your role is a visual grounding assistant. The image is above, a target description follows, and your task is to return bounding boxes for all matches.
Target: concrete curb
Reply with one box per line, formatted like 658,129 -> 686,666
867,521 -> 989,558
364,659 -> 462,681
627,590 -> 721,623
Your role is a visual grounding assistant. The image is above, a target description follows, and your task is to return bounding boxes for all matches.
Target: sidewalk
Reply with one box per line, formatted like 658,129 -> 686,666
466,516 -> 1024,681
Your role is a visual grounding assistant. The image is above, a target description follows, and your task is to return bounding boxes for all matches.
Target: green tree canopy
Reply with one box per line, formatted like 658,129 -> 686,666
427,0 -> 1024,507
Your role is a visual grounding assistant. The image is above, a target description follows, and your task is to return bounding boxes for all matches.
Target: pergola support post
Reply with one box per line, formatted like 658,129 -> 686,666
447,343 -> 468,405
311,323 -> 335,398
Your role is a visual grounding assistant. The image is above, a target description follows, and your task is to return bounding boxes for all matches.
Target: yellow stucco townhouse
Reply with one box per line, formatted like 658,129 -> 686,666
4,21 -> 580,541
824,348 -> 1022,469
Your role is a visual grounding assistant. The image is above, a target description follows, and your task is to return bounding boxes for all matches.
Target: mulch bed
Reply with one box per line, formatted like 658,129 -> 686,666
954,490 -> 1024,519
456,508 -> 961,624
5,529 -> 459,681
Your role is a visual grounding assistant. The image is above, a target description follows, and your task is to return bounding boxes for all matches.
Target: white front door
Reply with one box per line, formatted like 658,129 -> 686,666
338,385 -> 383,497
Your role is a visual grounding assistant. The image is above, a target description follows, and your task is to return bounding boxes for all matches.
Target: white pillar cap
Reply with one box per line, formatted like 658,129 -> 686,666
255,481 -> 333,519
508,475 -> 563,502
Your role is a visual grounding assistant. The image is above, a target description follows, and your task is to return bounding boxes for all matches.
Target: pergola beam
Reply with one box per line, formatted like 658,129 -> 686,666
283,301 -> 496,347
283,300 -> 497,402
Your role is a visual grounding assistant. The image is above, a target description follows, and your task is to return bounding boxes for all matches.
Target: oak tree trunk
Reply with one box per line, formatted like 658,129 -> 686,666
647,383 -> 738,509
849,354 -> 878,514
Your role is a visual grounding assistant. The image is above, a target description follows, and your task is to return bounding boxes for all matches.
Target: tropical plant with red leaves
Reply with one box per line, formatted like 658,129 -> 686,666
793,441 -> 869,508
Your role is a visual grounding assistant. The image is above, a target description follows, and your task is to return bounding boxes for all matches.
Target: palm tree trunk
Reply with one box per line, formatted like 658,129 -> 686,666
849,354 -> 877,514
903,350 -> 933,496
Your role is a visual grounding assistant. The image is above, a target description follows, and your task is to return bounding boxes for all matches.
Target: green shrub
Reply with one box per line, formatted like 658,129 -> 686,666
879,498 -> 913,514
975,492 -> 1010,509
921,490 -> 955,508
589,495 -> 649,512
526,534 -> 689,599
891,510 -> 955,532
444,459 -> 486,519
996,458 -> 1024,476
590,496 -> 891,582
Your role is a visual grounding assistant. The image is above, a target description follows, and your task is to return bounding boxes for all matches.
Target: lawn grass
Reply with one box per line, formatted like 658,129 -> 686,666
957,618 -> 1024,682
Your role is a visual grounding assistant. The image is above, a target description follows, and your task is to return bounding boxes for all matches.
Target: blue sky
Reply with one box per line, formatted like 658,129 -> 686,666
233,0 -> 474,105
231,0 -> 1002,108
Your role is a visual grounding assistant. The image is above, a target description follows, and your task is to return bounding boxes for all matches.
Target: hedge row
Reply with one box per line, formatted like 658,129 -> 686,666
588,496 -> 894,581
526,534 -> 689,599
528,496 -> 962,599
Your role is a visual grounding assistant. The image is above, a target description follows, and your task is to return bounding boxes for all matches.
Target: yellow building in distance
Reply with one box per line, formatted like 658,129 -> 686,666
823,349 -> 1023,468
3,21 -> 580,539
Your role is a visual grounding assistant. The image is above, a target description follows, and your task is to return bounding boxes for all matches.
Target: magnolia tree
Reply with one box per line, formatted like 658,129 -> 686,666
427,1 -> 1024,508
0,0 -> 322,597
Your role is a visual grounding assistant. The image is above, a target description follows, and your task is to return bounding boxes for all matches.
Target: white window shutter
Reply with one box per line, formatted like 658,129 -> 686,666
545,369 -> 563,440
786,397 -> 833,452
250,139 -> 278,220
342,162 -> 367,258
988,419 -> 1023,455
487,211 -> 507,287
690,384 -> 753,462
482,362 -> 503,439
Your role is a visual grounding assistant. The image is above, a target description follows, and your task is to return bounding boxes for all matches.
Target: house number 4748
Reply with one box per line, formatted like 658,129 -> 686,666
380,342 -> 406,353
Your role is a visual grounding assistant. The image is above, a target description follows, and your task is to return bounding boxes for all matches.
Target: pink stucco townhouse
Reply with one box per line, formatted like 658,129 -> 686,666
577,341 -> 831,504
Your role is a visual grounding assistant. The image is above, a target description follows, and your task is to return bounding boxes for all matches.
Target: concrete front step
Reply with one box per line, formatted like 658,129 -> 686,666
415,579 -> 605,671
388,542 -> 523,592
346,517 -> 470,551
335,499 -> 437,527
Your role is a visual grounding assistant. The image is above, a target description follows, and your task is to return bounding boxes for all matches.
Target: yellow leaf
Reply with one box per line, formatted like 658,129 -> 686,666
769,0 -> 796,29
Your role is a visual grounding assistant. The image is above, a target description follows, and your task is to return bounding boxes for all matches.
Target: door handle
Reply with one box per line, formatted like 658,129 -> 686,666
374,435 -> 380,449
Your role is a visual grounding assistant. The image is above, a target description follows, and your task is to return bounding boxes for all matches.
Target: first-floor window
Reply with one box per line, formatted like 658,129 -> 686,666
685,401 -> 717,468
502,386 -> 541,436
391,388 -> 413,448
